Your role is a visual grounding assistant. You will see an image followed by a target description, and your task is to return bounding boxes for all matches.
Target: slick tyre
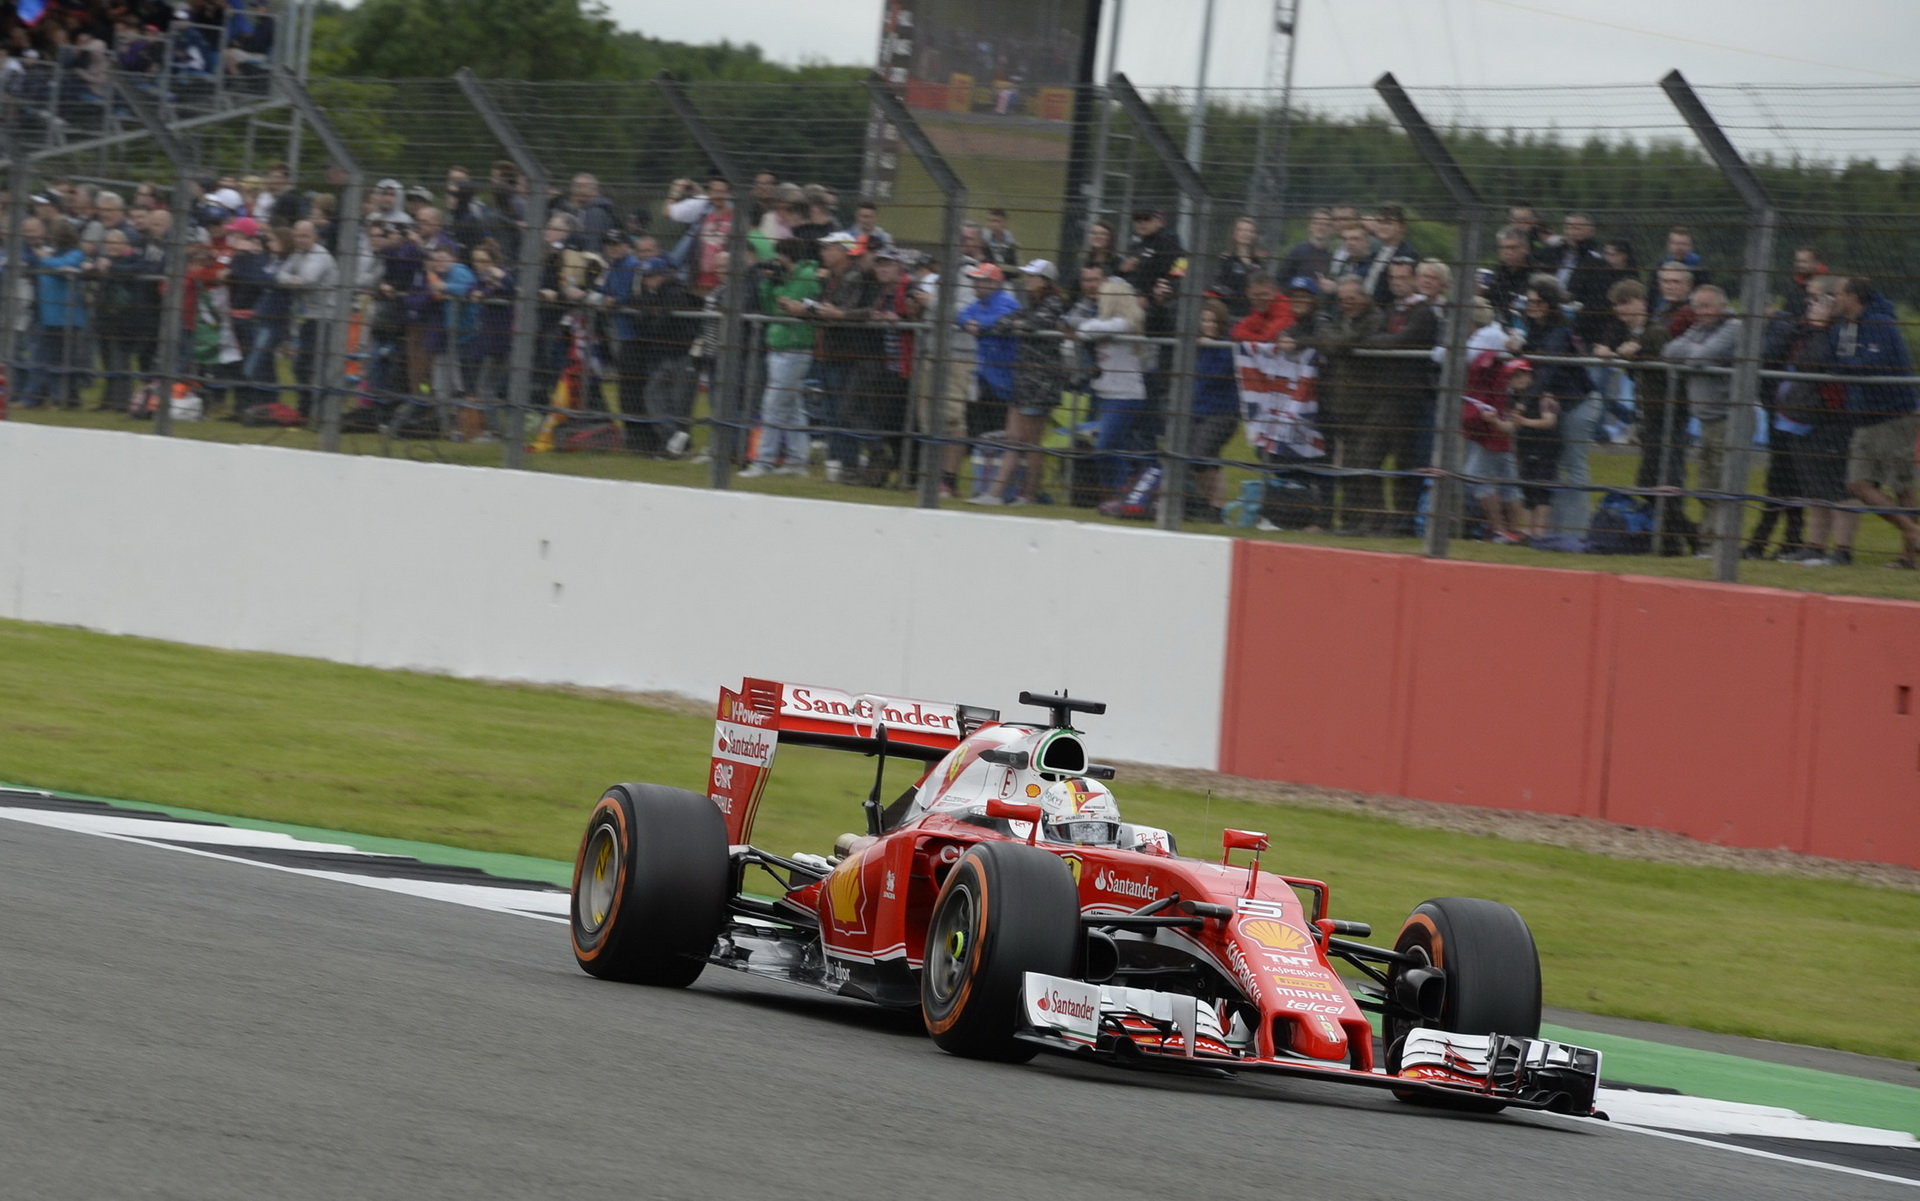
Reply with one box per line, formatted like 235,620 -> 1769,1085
921,842 -> 1079,1062
1385,897 -> 1542,1112
570,782 -> 729,987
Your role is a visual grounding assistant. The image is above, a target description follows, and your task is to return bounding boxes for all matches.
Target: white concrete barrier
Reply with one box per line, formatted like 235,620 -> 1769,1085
0,423 -> 1232,768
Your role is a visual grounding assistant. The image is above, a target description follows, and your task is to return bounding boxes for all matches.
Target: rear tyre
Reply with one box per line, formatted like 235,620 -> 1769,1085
1384,896 -> 1542,1112
570,782 -> 729,987
921,842 -> 1079,1062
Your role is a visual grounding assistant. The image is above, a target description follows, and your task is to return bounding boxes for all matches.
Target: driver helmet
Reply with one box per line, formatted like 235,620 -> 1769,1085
1037,777 -> 1122,847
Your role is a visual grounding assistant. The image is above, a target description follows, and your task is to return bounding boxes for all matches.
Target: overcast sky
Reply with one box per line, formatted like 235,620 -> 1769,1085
618,0 -> 1920,161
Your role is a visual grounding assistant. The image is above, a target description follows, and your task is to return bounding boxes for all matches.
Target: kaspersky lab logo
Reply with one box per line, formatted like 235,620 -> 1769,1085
1092,867 -> 1157,901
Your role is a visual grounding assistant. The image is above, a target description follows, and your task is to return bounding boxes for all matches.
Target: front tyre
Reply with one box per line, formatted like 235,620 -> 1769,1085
1385,896 -> 1542,1112
570,782 -> 729,987
921,842 -> 1079,1062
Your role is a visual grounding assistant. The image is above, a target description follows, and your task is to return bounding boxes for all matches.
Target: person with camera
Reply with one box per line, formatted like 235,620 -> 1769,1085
20,221 -> 88,410
663,172 -> 739,297
803,231 -> 881,483
90,227 -> 161,413
743,237 -> 822,478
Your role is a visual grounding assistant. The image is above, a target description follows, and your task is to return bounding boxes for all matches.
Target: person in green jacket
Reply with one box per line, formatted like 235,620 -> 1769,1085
742,236 -> 822,477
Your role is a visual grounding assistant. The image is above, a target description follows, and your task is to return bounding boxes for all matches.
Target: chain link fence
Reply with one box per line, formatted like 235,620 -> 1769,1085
4,70 -> 1916,585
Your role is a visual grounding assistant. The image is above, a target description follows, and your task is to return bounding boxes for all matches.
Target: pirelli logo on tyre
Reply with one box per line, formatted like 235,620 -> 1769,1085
1239,918 -> 1311,952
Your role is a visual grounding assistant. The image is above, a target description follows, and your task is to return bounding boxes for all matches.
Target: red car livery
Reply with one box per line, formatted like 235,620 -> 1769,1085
569,679 -> 1603,1117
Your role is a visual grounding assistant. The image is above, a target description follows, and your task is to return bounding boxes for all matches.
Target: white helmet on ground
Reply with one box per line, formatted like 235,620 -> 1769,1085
1036,777 -> 1122,846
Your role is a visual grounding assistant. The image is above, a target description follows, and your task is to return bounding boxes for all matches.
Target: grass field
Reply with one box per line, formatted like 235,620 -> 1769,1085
11,404 -> 1917,600
1,616 -> 1914,1060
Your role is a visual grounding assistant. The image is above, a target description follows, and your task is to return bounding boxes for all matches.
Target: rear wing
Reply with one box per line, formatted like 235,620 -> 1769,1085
707,678 -> 1000,844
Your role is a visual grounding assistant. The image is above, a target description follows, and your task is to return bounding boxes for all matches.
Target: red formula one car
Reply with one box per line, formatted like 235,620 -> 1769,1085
569,679 -> 1603,1116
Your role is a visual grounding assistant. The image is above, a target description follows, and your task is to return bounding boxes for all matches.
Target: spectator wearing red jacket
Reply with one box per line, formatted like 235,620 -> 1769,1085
1462,350 -> 1529,543
1229,272 -> 1295,345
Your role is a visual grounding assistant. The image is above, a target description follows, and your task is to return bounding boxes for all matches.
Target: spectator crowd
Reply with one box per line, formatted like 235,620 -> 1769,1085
5,147 -> 1916,568
1,0 -> 277,135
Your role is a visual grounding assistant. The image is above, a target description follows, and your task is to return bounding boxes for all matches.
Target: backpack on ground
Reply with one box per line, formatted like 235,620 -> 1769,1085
241,401 -> 305,427
1587,490 -> 1655,555
559,417 -> 621,452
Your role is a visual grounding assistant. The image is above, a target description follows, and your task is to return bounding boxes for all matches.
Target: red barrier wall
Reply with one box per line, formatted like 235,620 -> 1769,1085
1221,542 -> 1920,868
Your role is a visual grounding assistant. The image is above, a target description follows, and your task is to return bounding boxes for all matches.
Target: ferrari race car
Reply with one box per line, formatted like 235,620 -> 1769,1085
568,679 -> 1603,1116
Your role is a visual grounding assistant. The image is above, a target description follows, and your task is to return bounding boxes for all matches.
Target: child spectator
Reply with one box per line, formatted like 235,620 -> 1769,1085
1461,350 -> 1528,544
1509,361 -> 1560,539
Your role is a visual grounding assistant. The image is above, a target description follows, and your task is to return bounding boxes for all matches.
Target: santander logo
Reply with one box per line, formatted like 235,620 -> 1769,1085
714,723 -> 774,765
1093,868 -> 1158,901
1045,990 -> 1097,1021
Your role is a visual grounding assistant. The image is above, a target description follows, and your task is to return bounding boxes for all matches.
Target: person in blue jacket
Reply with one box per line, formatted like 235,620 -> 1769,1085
26,222 -> 89,409
957,261 -> 1023,499
1187,300 -> 1241,521
1824,277 -> 1919,568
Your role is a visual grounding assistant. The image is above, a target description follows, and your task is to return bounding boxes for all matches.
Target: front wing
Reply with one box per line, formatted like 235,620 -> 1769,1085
1019,973 -> 1604,1116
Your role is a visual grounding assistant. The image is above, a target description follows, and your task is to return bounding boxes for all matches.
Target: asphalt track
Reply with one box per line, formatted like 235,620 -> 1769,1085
2,815 -> 1915,1201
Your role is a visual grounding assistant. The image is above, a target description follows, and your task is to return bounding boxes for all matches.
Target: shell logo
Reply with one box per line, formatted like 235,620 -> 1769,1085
827,850 -> 867,929
1240,918 -> 1310,952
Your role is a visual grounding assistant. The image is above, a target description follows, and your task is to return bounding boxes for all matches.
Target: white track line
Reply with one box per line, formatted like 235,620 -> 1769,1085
1546,1115 -> 1920,1187
0,806 -> 570,922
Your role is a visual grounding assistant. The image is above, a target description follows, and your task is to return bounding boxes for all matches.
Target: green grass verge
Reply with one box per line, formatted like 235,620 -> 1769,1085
1,616 -> 1914,1061
12,404 -> 1916,601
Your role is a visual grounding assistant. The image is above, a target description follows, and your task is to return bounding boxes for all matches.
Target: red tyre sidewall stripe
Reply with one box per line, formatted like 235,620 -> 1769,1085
925,859 -> 989,1035
572,794 -> 629,961
1405,911 -> 1444,968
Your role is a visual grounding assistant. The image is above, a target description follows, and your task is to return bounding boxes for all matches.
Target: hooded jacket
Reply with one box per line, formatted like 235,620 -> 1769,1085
1828,293 -> 1917,423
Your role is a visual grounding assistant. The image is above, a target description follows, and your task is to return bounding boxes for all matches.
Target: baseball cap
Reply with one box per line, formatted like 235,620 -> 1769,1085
601,230 -> 630,246
1017,258 -> 1057,282
638,256 -> 677,274
819,230 -> 861,252
1287,275 -> 1317,294
375,178 -> 403,193
405,185 -> 434,202
871,245 -> 905,263
965,261 -> 1004,282
196,203 -> 232,224
29,192 -> 51,205
1130,207 -> 1163,221
229,215 -> 261,237
207,187 -> 245,212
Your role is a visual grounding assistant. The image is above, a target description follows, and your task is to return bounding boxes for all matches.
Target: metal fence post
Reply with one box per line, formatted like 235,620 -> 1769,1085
654,72 -> 754,490
274,68 -> 363,454
455,68 -> 546,471
1662,70 -> 1776,584
864,73 -> 967,510
1376,72 -> 1489,559
1109,73 -> 1210,534
111,76 -> 198,440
